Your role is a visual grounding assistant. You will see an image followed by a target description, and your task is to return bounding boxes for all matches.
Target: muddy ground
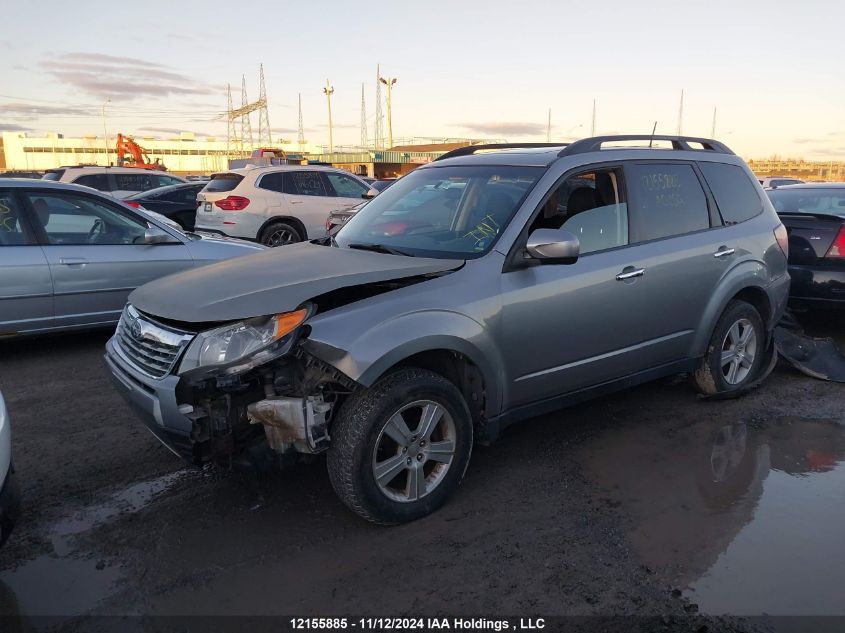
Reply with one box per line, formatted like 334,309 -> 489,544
0,313 -> 843,632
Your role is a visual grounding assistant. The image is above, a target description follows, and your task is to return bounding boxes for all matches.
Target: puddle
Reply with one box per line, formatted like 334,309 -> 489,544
0,469 -> 189,618
580,416 -> 845,615
49,470 -> 189,556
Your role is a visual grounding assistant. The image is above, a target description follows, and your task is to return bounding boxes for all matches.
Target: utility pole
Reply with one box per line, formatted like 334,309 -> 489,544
257,63 -> 271,147
711,106 -> 717,138
101,99 -> 110,165
240,75 -> 254,154
546,108 -> 551,142
379,73 -> 397,149
677,89 -> 684,135
323,79 -> 335,153
590,99 -> 596,136
374,64 -> 384,150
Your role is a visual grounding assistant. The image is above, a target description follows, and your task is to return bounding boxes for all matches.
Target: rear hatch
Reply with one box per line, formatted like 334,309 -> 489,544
196,172 -> 246,227
779,212 -> 845,264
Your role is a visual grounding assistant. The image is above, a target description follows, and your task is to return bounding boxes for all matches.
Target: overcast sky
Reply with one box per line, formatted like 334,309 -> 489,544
1,0 -> 843,159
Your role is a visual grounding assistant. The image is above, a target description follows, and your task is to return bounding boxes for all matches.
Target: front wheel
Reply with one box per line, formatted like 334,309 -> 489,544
327,368 -> 473,524
693,300 -> 766,395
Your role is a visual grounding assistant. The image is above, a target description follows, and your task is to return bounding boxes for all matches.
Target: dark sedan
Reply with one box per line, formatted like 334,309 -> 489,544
767,183 -> 845,309
124,182 -> 206,230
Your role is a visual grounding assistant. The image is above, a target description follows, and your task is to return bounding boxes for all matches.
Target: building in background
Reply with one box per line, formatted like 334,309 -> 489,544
747,157 -> 844,182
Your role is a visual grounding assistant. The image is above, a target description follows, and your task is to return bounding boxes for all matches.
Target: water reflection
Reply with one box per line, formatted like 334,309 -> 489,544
580,416 -> 845,615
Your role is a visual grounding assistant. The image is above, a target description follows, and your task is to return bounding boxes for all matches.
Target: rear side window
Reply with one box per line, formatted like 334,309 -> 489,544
162,186 -> 202,204
73,174 -> 112,191
113,174 -> 154,192
626,163 -> 710,242
285,171 -> 328,197
155,175 -> 183,187
0,191 -> 35,246
204,173 -> 244,193
258,172 -> 286,193
699,162 -> 762,225
325,172 -> 369,198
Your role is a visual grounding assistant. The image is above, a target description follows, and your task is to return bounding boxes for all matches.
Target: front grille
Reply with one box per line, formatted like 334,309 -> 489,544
115,305 -> 194,378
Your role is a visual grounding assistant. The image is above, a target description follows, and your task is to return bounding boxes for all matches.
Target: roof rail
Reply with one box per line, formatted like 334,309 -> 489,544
559,135 -> 734,156
433,142 -> 568,162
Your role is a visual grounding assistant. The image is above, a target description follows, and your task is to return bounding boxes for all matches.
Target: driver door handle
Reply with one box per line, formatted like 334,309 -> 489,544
713,247 -> 735,258
616,267 -> 645,280
59,257 -> 88,267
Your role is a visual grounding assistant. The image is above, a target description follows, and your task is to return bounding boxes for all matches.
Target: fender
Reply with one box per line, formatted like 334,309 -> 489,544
303,309 -> 506,416
691,258 -> 775,357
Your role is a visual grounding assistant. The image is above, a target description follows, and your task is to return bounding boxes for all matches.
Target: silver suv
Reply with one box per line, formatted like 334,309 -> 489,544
105,135 -> 790,524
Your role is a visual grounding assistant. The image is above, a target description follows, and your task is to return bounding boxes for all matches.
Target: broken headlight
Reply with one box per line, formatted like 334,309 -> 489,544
179,305 -> 312,374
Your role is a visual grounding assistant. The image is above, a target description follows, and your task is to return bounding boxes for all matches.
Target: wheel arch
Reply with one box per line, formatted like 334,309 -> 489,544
257,215 -> 308,242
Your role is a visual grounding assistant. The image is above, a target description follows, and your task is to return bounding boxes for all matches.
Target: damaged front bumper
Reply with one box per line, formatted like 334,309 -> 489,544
106,333 -> 356,468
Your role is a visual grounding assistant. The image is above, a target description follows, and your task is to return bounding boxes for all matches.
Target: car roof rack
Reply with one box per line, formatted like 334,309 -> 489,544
559,135 -> 734,156
432,142 -> 569,162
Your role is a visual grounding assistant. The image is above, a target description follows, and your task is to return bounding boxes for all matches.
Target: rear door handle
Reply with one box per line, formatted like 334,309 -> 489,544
616,268 -> 645,280
713,247 -> 735,258
59,257 -> 88,267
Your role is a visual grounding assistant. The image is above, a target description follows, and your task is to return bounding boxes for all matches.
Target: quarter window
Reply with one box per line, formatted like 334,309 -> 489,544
326,172 -> 369,198
24,192 -> 148,245
626,163 -> 710,242
285,171 -> 328,197
258,172 -> 286,193
699,162 -> 762,225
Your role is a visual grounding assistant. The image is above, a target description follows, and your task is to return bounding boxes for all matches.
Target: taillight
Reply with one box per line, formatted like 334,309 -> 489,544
774,223 -> 789,258
124,200 -> 141,209
214,196 -> 250,211
825,225 -> 845,258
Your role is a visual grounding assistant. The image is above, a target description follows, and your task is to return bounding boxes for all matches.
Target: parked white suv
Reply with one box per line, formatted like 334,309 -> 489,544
195,165 -> 376,246
42,166 -> 185,199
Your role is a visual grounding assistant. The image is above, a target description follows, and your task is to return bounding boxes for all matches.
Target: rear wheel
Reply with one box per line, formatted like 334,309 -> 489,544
327,368 -> 473,524
259,221 -> 303,247
693,300 -> 766,395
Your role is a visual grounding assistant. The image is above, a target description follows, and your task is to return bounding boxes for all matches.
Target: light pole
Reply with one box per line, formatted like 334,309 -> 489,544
101,99 -> 111,165
379,75 -> 397,149
323,80 -> 335,153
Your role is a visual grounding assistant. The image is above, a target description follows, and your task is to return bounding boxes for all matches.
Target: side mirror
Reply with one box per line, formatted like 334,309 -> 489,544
525,228 -> 579,264
362,188 -> 379,199
141,226 -> 179,244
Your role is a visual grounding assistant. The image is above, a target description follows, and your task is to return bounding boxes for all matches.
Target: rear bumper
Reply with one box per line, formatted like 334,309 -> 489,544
787,264 -> 845,308
0,463 -> 20,547
104,337 -> 196,462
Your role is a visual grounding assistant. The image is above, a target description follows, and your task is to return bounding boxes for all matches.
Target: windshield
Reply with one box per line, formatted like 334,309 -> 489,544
335,165 -> 542,258
767,188 -> 845,217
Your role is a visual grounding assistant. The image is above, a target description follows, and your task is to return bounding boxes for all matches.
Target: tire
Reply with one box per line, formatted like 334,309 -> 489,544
259,221 -> 303,247
693,300 -> 766,395
327,368 -> 473,525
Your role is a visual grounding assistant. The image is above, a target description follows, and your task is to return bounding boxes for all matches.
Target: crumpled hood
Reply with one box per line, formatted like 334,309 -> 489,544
129,241 -> 462,323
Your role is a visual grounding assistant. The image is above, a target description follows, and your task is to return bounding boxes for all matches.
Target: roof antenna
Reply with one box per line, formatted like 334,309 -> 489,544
649,121 -> 657,147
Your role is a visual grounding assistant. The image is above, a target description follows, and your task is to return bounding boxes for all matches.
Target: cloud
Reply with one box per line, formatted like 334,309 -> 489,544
272,127 -> 299,134
315,122 -> 357,129
454,121 -> 546,136
139,127 -> 202,135
793,138 -> 823,145
40,52 -> 219,101
0,102 -> 94,119
0,123 -> 32,131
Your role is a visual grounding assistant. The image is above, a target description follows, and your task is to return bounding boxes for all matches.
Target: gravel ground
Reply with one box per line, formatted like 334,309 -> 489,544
0,313 -> 842,632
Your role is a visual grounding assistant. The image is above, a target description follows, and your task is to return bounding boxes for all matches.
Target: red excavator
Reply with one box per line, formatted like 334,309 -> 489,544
115,133 -> 166,170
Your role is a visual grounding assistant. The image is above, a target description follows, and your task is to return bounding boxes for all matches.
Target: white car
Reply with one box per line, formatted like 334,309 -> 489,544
195,165 -> 377,246
0,390 -> 19,547
42,166 -> 185,199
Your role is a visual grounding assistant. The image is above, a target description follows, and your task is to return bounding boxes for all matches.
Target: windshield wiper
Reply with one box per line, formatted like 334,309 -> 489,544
346,242 -> 415,257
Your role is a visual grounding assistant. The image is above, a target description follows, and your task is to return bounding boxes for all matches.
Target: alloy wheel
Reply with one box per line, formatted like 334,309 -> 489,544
720,318 -> 757,385
371,400 -> 456,503
263,228 -> 297,247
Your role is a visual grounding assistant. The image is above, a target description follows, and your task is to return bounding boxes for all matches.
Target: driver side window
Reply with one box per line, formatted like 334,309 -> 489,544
528,167 -> 628,255
24,192 -> 148,245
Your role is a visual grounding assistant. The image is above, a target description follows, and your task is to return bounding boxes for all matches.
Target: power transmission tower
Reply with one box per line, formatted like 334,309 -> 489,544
297,93 -> 305,149
591,99 -> 596,136
226,83 -> 238,160
240,75 -> 254,153
546,108 -> 551,142
378,73 -> 397,149
360,83 -> 368,149
711,106 -> 717,137
374,64 -> 384,150
323,79 -> 335,153
257,63 -> 271,147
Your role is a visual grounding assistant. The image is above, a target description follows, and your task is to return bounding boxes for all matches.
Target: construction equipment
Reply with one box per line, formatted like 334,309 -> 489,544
115,133 -> 166,170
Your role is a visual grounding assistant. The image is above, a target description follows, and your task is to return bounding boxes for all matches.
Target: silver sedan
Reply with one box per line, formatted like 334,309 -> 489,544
0,179 -> 265,338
